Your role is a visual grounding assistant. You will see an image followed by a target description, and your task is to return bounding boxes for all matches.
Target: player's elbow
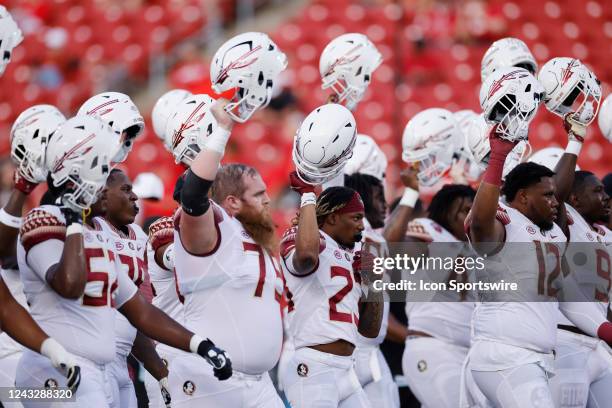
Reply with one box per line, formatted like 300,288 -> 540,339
47,266 -> 86,299
292,253 -> 318,276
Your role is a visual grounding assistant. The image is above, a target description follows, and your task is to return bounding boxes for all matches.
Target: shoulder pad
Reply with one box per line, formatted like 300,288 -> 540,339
148,216 -> 174,251
495,206 -> 511,226
20,208 -> 66,252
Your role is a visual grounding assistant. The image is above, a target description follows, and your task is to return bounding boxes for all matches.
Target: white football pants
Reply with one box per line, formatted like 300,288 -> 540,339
354,346 -> 399,408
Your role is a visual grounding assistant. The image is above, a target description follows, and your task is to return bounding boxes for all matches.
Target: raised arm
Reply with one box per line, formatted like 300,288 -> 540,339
0,172 -> 38,259
179,100 -> 233,254
553,115 -> 588,202
468,132 -> 516,245
383,167 -> 420,243
285,172 -> 321,275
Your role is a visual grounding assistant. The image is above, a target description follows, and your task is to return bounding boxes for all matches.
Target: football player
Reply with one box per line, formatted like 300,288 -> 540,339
16,115 -> 231,408
344,171 -> 400,408
0,105 -> 66,399
400,183 -> 476,408
280,179 -> 383,407
168,98 -> 285,407
90,169 -> 171,408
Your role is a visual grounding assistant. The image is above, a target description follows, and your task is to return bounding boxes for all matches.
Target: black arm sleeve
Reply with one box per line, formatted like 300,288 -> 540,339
180,169 -> 213,216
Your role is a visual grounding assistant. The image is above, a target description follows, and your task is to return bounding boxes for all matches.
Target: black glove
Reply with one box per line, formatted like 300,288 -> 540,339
66,365 -> 81,394
55,191 -> 83,226
197,339 -> 232,380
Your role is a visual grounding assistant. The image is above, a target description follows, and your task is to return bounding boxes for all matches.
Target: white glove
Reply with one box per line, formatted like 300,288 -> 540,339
40,338 -> 81,392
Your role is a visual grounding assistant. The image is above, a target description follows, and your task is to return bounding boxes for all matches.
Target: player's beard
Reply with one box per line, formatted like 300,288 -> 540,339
236,204 -> 279,254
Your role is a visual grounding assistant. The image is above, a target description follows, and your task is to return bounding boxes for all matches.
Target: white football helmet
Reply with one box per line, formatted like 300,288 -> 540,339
164,94 -> 218,167
598,94 -> 612,142
528,147 -> 580,171
464,113 -> 531,178
343,134 -> 388,181
210,32 -> 287,123
293,104 -> 357,185
151,89 -> 192,147
10,105 -> 66,183
77,91 -> 145,162
0,6 -> 23,76
481,37 -> 537,82
538,58 -> 601,126
402,108 -> 463,186
45,115 -> 120,210
319,33 -> 382,111
452,110 -> 484,181
480,67 -> 543,142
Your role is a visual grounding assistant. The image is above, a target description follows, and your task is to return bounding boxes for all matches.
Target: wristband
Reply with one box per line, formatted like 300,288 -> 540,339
40,338 -> 64,363
399,188 -> 419,208
565,140 -> 583,156
189,334 -> 204,354
300,192 -> 316,208
205,127 -> 231,155
162,245 -> 175,270
0,208 -> 22,228
66,224 -> 83,237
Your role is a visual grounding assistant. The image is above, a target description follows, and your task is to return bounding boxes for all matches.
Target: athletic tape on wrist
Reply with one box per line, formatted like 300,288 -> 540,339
399,188 -> 419,208
0,208 -> 22,228
40,338 -> 63,362
189,334 -> 204,354
66,223 -> 83,236
566,140 -> 583,156
205,127 -> 231,155
300,192 -> 316,208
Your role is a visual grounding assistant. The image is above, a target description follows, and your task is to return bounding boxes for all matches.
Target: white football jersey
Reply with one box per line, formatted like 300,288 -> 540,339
173,202 -> 284,375
93,217 -> 147,357
558,205 -> 612,326
147,215 -> 184,324
404,218 -> 475,347
17,205 -> 137,364
356,218 -> 389,347
470,202 -> 567,353
281,227 -> 363,350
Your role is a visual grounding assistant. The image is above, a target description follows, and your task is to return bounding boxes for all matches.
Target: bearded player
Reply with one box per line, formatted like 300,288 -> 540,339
16,115 -> 231,408
90,169 -> 172,408
168,97 -> 284,407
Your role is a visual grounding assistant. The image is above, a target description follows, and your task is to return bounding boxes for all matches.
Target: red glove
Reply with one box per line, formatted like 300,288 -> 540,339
289,171 -> 317,195
483,127 -> 519,187
14,171 -> 38,195
352,250 -> 375,284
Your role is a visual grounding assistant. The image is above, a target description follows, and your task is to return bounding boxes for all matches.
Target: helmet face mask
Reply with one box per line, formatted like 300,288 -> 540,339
402,108 -> 463,187
539,58 -> 601,126
45,116 -> 120,210
10,105 -> 66,183
292,104 -> 357,185
480,67 -> 543,142
211,32 -> 287,123
165,94 -> 217,167
320,33 -> 382,111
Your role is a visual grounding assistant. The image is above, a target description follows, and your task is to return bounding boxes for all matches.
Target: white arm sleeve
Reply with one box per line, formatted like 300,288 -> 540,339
115,268 -> 138,309
559,301 -> 607,337
26,239 -> 64,280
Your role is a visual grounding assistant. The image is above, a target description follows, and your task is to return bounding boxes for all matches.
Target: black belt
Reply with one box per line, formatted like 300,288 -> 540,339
558,324 -> 590,337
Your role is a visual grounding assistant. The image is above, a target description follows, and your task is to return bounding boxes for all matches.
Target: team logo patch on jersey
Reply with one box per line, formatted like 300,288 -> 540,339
526,225 -> 536,235
345,253 -> 351,262
128,242 -> 135,250
115,242 -> 124,251
334,250 -> 342,260
97,234 -> 104,242
586,232 -> 594,241
417,360 -> 427,372
183,381 -> 196,396
44,378 -> 59,389
241,230 -> 250,239
297,363 -> 309,377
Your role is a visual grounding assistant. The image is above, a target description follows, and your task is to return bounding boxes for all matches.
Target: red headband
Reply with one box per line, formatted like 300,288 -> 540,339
335,192 -> 365,215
